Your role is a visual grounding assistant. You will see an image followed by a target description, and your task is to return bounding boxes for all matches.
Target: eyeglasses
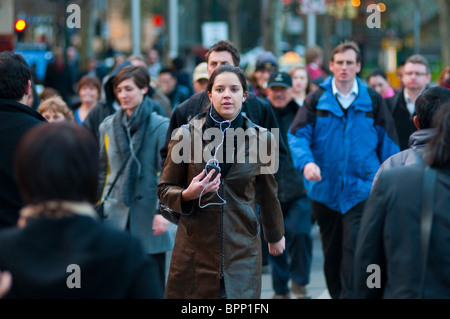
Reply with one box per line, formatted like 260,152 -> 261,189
403,72 -> 428,77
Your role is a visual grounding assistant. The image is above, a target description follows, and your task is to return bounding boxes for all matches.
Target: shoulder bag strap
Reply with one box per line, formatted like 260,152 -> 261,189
419,166 -> 437,298
101,156 -> 130,203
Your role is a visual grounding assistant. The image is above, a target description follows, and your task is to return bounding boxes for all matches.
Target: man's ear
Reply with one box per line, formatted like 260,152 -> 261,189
413,115 -> 420,130
25,80 -> 31,96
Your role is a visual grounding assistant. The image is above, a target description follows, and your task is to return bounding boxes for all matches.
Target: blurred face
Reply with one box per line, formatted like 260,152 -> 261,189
79,84 -> 99,106
193,78 -> 208,94
291,68 -> 309,94
330,49 -> 361,85
403,62 -> 430,92
115,78 -> 146,116
267,86 -> 292,109
254,69 -> 274,90
158,73 -> 176,95
42,110 -> 66,123
207,51 -> 234,76
368,75 -> 389,97
208,72 -> 247,121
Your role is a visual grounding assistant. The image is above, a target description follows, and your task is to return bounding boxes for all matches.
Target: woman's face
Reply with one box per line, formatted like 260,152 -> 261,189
41,110 -> 66,123
368,75 -> 389,97
208,72 -> 246,121
115,78 -> 146,115
79,85 -> 99,105
291,69 -> 309,94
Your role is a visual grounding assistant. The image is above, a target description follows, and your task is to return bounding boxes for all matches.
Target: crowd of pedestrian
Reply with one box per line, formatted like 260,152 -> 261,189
0,36 -> 449,300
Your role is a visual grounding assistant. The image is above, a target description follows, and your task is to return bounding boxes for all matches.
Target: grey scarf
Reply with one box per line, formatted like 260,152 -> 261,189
112,97 -> 153,206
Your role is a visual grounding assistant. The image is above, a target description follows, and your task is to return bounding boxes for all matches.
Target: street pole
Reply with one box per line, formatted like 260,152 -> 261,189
414,0 -> 420,54
131,0 -> 141,55
168,0 -> 179,59
307,13 -> 317,47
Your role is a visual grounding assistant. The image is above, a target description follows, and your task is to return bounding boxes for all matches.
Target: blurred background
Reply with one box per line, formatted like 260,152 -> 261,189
0,0 -> 447,89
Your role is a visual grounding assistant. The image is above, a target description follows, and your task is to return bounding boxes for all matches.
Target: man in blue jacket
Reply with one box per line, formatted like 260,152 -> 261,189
287,41 -> 399,299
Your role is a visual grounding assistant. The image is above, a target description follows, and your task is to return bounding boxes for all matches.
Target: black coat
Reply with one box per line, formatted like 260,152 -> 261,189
270,100 -> 305,203
0,99 -> 45,230
354,165 -> 450,298
0,215 -> 162,298
386,90 -> 418,151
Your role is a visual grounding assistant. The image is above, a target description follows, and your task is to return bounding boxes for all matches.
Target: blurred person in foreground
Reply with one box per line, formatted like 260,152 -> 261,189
0,122 -> 162,298
0,52 -> 46,231
354,103 -> 450,298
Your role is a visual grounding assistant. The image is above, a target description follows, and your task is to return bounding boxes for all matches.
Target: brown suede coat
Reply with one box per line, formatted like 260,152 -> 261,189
158,114 -> 284,299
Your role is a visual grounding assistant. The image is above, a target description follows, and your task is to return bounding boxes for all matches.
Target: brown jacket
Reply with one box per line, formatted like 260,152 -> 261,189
158,114 -> 284,299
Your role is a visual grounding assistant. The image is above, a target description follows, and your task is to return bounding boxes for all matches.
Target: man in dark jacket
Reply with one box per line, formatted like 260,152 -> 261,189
386,54 -> 431,150
0,52 -> 46,231
266,71 -> 313,299
373,86 -> 450,185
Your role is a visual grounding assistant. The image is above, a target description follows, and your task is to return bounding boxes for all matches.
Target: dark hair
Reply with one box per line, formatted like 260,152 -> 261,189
331,41 -> 361,63
77,75 -> 102,95
207,65 -> 248,94
367,68 -> 388,81
14,122 -> 99,204
205,40 -> 240,67
415,86 -> 450,129
0,51 -> 31,100
426,103 -> 450,168
113,65 -> 150,90
158,67 -> 175,77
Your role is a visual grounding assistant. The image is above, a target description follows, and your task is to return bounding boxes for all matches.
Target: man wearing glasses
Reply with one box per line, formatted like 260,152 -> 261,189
387,54 -> 431,150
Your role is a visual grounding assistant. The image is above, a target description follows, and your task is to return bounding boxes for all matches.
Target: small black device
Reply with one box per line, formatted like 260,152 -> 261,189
206,163 -> 221,180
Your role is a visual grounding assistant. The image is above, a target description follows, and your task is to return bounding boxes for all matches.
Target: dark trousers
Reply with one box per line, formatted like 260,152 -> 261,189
149,252 -> 166,299
311,200 -> 366,299
269,197 -> 313,294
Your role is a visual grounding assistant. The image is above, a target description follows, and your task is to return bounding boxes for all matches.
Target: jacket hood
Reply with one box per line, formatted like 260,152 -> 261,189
408,128 -> 436,148
103,61 -> 133,107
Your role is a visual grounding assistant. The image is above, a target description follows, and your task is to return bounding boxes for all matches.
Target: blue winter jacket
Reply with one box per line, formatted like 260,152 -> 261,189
287,77 -> 399,213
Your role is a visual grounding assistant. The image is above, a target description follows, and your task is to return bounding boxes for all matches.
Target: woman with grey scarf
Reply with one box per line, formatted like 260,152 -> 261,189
98,65 -> 173,298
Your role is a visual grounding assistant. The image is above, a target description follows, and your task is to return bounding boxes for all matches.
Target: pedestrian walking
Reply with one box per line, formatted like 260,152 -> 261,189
72,75 -> 102,125
0,51 -> 46,231
289,66 -> 312,107
373,86 -> 450,185
158,65 -> 285,299
354,103 -> 450,298
83,60 -> 167,139
367,68 -> 396,99
38,95 -> 75,122
386,54 -> 432,150
287,41 -> 399,299
0,122 -> 162,298
98,65 -> 172,298
158,40 -> 287,272
266,71 -> 313,299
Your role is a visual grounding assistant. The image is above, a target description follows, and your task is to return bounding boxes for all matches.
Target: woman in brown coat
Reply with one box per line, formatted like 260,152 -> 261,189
158,65 -> 285,299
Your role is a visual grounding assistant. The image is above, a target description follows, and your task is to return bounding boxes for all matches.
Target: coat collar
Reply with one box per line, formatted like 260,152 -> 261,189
318,77 -> 373,117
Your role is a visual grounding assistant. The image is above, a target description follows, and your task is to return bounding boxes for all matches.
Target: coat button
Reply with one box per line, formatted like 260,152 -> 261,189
136,195 -> 143,201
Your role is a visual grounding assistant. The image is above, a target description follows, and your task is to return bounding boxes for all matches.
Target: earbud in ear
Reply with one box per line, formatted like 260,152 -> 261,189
242,98 -> 245,102
141,90 -> 146,94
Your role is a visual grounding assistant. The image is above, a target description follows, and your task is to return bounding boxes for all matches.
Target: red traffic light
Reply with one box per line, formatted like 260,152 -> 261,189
15,19 -> 27,32
152,14 -> 164,28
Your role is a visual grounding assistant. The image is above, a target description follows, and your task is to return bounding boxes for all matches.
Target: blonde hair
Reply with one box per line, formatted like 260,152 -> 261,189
38,96 -> 74,121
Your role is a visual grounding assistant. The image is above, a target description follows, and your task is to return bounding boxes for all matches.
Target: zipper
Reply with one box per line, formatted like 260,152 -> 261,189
220,178 -> 225,280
